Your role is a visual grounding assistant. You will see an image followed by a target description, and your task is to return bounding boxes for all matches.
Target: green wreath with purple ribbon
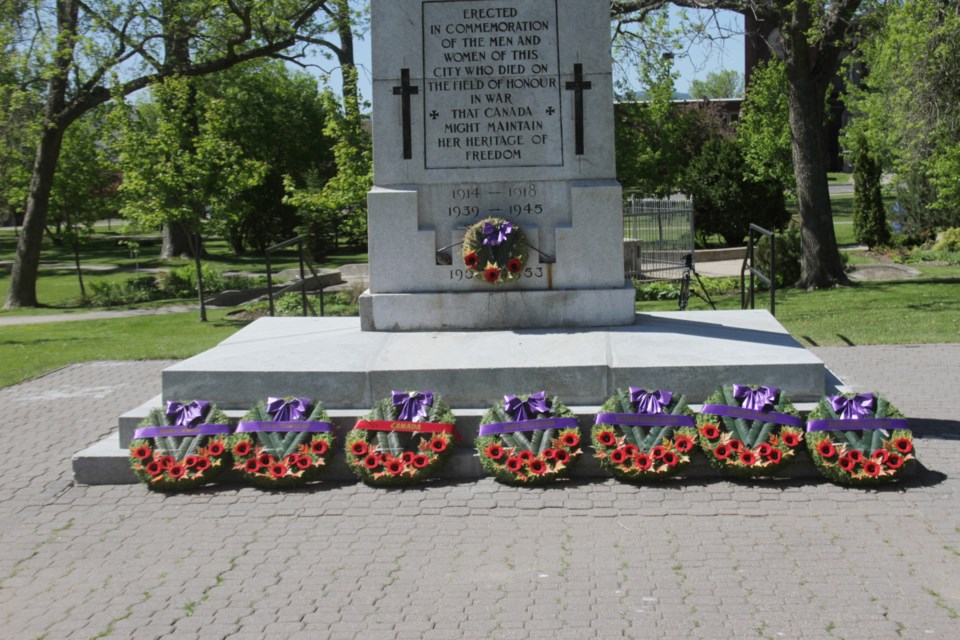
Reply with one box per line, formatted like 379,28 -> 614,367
462,217 -> 529,284
697,385 -> 804,478
129,401 -> 232,492
228,397 -> 335,489
592,388 -> 698,481
805,393 -> 914,486
476,392 -> 582,485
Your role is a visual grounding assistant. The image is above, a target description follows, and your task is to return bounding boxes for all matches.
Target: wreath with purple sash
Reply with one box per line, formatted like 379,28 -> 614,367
697,385 -> 804,478
228,398 -> 335,488
345,391 -> 457,486
805,393 -> 914,486
476,392 -> 582,484
462,217 -> 529,284
129,401 -> 232,492
592,388 -> 698,481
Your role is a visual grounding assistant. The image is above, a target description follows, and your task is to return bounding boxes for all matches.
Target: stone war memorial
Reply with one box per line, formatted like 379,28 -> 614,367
74,0 -> 883,487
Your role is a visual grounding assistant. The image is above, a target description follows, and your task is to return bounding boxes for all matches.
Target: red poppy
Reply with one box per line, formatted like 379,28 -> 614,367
505,456 -> 523,472
258,453 -> 274,466
838,455 -> 858,472
296,456 -> 311,470
561,432 -> 580,448
244,459 -> 261,473
233,440 -> 251,457
886,453 -> 904,470
527,459 -> 547,475
699,424 -> 720,440
284,454 -> 299,467
633,454 -> 652,471
739,451 -> 758,466
596,431 -> 617,447
609,449 -> 628,465
650,446 -> 666,459
350,441 -> 369,456
728,440 -> 743,452
379,453 -> 394,464
402,452 -> 416,464
145,461 -> 163,476
167,464 -> 186,479
413,454 -> 430,469
766,448 -> 782,464
554,449 -> 570,464
485,444 -> 505,460
132,445 -> 152,461
270,463 -> 287,479
206,441 -> 225,457
517,450 -> 534,463
430,437 -> 448,453
184,455 -> 198,468
674,436 -> 694,453
847,450 -> 864,463
507,258 -> 522,274
893,437 -> 912,454
311,439 -> 328,455
195,456 -> 211,471
464,251 -> 479,268
781,432 -> 801,447
714,444 -> 731,460
817,440 -> 837,458
622,444 -> 639,457
863,461 -> 881,477
871,449 -> 889,464
483,266 -> 501,283
662,451 -> 679,467
160,456 -> 175,470
542,448 -> 557,460
755,443 -> 772,457
363,454 -> 380,470
386,460 -> 405,475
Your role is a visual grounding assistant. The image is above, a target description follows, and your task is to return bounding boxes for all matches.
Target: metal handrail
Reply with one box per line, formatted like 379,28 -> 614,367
264,235 -> 324,317
741,224 -> 777,316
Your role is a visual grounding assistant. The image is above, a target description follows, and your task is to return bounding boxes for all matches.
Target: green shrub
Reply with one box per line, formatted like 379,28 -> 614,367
156,264 -> 259,298
756,223 -> 801,288
88,275 -> 163,306
852,138 -> 891,248
634,280 -> 681,301
933,227 -> 960,252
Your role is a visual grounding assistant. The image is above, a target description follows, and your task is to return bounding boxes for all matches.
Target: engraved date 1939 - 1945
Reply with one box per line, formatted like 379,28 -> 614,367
449,267 -> 545,281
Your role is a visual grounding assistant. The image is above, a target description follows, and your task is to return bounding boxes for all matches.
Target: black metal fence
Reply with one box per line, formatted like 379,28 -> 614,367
623,195 -> 695,280
264,235 -> 325,317
741,224 -> 776,316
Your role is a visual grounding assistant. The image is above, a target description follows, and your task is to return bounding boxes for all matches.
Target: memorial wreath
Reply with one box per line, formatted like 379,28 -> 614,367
476,392 -> 582,484
129,400 -> 232,492
229,398 -> 335,488
462,217 -> 529,284
697,385 -> 804,478
592,388 -> 698,481
805,393 -> 915,486
345,391 -> 457,486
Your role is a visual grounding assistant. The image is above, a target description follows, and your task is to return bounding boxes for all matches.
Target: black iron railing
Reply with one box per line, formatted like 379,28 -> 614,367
264,235 -> 325,317
741,224 -> 776,316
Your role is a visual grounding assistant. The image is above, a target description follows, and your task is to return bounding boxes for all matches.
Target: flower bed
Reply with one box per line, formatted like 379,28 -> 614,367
805,393 -> 915,486
698,385 -> 804,478
461,217 -> 529,284
476,392 -> 582,484
129,401 -> 232,492
229,398 -> 336,488
345,391 -> 457,486
592,388 -> 698,481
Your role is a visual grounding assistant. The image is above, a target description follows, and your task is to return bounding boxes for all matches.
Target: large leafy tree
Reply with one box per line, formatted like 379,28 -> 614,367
613,1 -> 863,289
4,0 -> 338,309
690,69 -> 743,98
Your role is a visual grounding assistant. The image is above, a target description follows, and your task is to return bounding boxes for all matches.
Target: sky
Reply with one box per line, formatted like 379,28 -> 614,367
327,8 -> 746,103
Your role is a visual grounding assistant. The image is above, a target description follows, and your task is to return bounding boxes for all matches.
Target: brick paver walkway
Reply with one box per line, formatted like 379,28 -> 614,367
1,347 -> 958,639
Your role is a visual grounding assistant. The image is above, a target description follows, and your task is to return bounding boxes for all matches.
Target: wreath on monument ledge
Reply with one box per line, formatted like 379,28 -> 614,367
805,393 -> 915,486
129,401 -> 232,492
476,392 -> 582,484
592,388 -> 698,481
462,217 -> 529,284
697,385 -> 804,478
345,391 -> 457,486
228,397 -> 336,488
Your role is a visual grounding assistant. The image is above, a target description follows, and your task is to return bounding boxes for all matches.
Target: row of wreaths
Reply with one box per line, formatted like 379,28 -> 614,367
129,385 -> 916,492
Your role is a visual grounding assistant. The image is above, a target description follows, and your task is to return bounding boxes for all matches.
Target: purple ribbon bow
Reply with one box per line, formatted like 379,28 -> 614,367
732,385 -> 779,412
829,393 -> 876,420
629,388 -> 673,415
266,397 -> 310,422
482,221 -> 513,246
392,391 -> 434,422
504,392 -> 551,421
165,400 -> 210,427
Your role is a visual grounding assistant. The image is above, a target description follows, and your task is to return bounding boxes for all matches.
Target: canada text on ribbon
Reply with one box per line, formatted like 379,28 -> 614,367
354,420 -> 457,437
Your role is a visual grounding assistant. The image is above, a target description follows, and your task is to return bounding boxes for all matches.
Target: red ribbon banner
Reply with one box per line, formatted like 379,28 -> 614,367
353,420 -> 460,441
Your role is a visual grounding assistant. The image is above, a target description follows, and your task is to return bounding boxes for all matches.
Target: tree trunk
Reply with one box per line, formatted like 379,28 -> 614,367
161,222 -> 197,258
782,10 -> 849,289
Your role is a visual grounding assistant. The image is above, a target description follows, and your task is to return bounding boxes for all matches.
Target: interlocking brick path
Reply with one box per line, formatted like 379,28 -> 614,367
1,347 -> 958,640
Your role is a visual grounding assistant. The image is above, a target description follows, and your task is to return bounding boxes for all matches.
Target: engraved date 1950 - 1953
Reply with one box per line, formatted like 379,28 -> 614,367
449,266 -> 545,281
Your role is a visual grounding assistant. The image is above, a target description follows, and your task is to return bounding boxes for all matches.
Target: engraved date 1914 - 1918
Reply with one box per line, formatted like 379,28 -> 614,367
449,266 -> 545,281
